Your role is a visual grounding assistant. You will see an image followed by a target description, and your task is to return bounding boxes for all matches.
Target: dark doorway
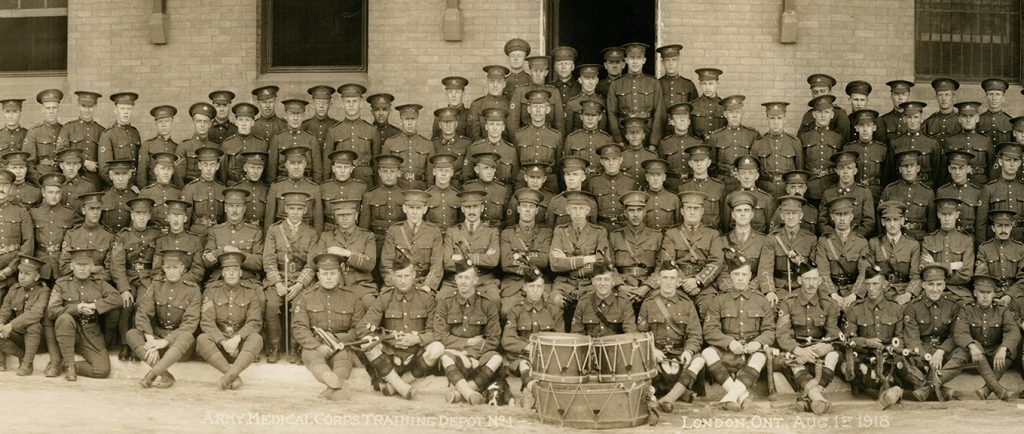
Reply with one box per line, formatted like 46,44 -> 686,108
547,0 -> 657,76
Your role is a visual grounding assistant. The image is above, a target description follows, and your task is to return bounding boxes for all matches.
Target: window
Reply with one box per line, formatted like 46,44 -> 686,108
0,0 -> 67,75
261,0 -> 367,73
915,0 -> 1021,83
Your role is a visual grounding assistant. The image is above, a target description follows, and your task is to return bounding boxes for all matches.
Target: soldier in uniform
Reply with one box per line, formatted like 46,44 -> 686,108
303,199 -> 378,306
464,107 -> 518,186
920,197 -> 974,304
818,151 -> 875,237
549,47 -> 581,111
725,156 -> 775,233
880,150 -> 936,241
96,160 -> 135,232
608,191 -> 663,304
463,152 -> 511,228
499,188 -> 552,314
769,172 -> 818,234
233,151 -> 269,227
752,101 -> 802,198
719,191 -> 776,301
570,260 -> 635,337
690,68 -> 726,140
656,44 -> 697,112
977,78 -> 1013,145
251,85 -> 287,143
202,188 -> 263,283
550,191 -> 610,322
97,92 -> 142,186
30,173 -> 73,375
840,266 -> 906,408
440,190 -> 500,299
650,191 -> 723,313
767,195 -> 818,293
976,142 -> 1024,242
196,251 -> 264,390
432,76 -> 472,139
878,80 -> 913,144
620,118 -> 659,188
975,208 -> 1024,307
607,42 -> 666,146
843,80 -> 879,142
843,110 -> 888,200
940,274 -> 1020,400
368,93 -> 401,146
181,147 -> 226,237
360,155 -> 406,251
265,146 -> 323,232
424,153 -> 461,228
924,78 -> 961,150
815,196 -> 869,309
126,249 -> 201,389
564,64 -> 607,136
219,103 -> 268,187
325,84 -> 379,186
869,201 -> 921,305
548,157 -> 598,227
596,46 -> 626,98
588,143 -> 637,231
383,104 -> 432,190
23,89 -> 64,183
56,147 -> 98,213
798,74 -> 850,140
936,150 -> 983,237
4,151 -> 41,208
799,95 -> 843,204
706,95 -> 758,184
504,167 -> 554,227
57,91 -> 105,187
563,100 -> 613,173
888,102 -> 941,189
0,255 -> 48,375
207,90 -> 237,145
701,255 -> 776,410
47,248 -> 121,380
507,56 -> 565,135
513,89 -> 561,192
0,99 -> 27,163
501,267 -> 562,409
435,258 -> 503,405
292,253 -> 367,400
320,150 -> 368,232
176,102 -> 219,186
268,99 -> 322,183
658,103 -> 700,191
502,38 -> 532,99
469,65 -> 511,142
151,200 -> 206,284
429,108 -> 471,189
113,197 -> 161,361
357,254 -> 444,400
949,104 -> 995,188
642,159 -> 681,230
137,104 -> 181,188
774,261 -> 842,414
302,85 -> 339,156
677,144 -> 725,230
901,264 -> 962,401
380,190 -> 444,294
138,152 -> 182,230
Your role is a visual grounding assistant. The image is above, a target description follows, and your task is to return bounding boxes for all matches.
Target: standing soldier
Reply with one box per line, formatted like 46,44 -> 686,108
56,147 -> 97,212
196,251 -> 264,390
463,152 -> 511,228
207,90 -> 237,145
268,99 -> 322,183
977,78 -> 1013,145
325,83 -> 378,186
596,46 -> 626,98
975,208 -> 1024,307
818,151 -> 875,237
944,102 -> 994,186
840,266 -> 906,408
383,104 -> 432,190
690,68 -> 726,140
177,102 -> 218,186
726,156 -> 775,234
114,197 -> 161,361
0,99 -> 27,162
658,102 -> 701,190
202,188 -> 263,283
564,64 -> 607,136
550,191 -> 610,319
642,159 -> 681,230
976,142 -> 1024,242
465,107 -> 518,186
359,155 -> 406,251
424,153 -> 461,228
843,110 -> 888,200
0,255 -> 48,375
47,248 -> 121,381
880,150 -> 936,241
233,151 -> 269,227
31,173 -> 73,375
549,47 -> 580,111
507,56 -> 565,135
815,196 -> 869,310
126,249 -> 200,389
843,80 -> 878,142
380,190 -> 444,294
609,191 -> 663,303
563,100 -> 613,173
606,42 -> 666,146
430,108 -> 471,189
469,65 -> 511,142
368,93 -> 400,146
920,197 -> 974,304
901,264 -> 961,401
501,268 -> 562,409
320,150 -> 368,232
137,105 -> 180,189
752,102 -> 802,198
138,153 -> 182,230
499,188 -> 552,313
99,160 -> 138,233
4,151 -> 41,208
548,157 -> 598,226
504,166 -> 555,227
650,191 -> 724,312
58,192 -> 130,302
151,200 -> 206,284
251,85 -> 287,143
799,96 -> 843,205
431,76 -> 472,139
655,44 -> 697,112
265,147 -> 323,232
57,91 -> 105,186
97,92 -> 142,186
513,89 -> 561,192
262,191 -> 318,364
767,195 -> 818,293
878,80 -> 913,144
439,190 -> 501,299
677,144 -> 725,230
23,89 -> 64,183
868,201 -> 921,304
502,38 -> 532,99
588,143 -> 637,231
936,150 -> 983,237
302,85 -> 339,156
219,103 -> 268,187
181,147 -> 226,238
769,173 -> 818,234
620,118 -> 659,186
924,78 -> 961,149
719,191 -> 776,301
798,74 -> 850,140
706,95 -> 758,184
304,199 -> 378,306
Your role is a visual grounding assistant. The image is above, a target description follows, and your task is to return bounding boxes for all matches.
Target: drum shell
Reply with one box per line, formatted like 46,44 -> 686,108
592,332 -> 657,383
535,380 -> 651,429
528,332 -> 593,383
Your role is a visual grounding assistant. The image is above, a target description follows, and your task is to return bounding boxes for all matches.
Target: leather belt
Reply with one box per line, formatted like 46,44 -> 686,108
886,274 -> 910,284
863,177 -> 881,186
619,266 -> 652,277
619,111 -> 652,119
832,275 -> 856,286
905,222 -> 925,230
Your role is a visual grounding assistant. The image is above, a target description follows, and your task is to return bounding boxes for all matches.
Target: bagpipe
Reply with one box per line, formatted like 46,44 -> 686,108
836,332 -> 904,394
312,326 -> 379,356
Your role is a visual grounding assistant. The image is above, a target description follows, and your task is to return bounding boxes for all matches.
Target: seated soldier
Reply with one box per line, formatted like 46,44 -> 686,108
816,196 -> 869,310
939,275 -> 1020,401
501,267 -> 564,410
0,255 -> 49,375
435,258 -> 503,405
202,188 -> 264,284
921,196 -> 974,305
115,197 -> 162,362
701,255 -> 775,411
774,261 -> 841,415
718,190 -> 776,304
869,201 -> 921,305
611,191 -> 662,306
357,253 -> 444,400
151,199 -> 206,285
380,190 -> 444,294
975,208 -> 1024,308
649,191 -> 723,314
126,249 -> 201,389
304,199 -> 378,307
47,248 -> 121,381
841,265 -> 906,409
769,171 -> 818,234
900,264 -> 961,401
197,251 -> 265,390
499,188 -> 553,315
570,260 -> 634,337
767,195 -> 818,293
292,253 -> 368,401
638,261 -> 704,412
440,190 -> 500,299
551,190 -> 609,325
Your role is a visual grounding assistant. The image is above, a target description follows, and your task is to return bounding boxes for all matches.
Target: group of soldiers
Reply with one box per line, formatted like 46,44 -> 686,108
0,37 -> 1023,411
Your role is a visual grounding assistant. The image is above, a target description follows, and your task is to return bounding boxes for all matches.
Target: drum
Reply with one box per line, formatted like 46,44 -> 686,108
529,332 -> 592,383
535,381 -> 651,429
592,332 -> 656,383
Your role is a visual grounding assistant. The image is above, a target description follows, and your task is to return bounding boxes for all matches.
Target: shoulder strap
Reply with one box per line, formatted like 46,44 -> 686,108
653,297 -> 685,336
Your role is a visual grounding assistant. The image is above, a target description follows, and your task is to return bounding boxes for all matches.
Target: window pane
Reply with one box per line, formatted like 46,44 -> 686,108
0,0 -> 19,9
48,0 -> 68,7
268,0 -> 365,70
21,0 -> 45,9
915,0 -> 1020,82
0,16 -> 67,72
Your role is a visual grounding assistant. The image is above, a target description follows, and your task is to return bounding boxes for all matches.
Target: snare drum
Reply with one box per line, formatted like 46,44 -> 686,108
592,332 -> 656,383
535,380 -> 651,429
529,332 -> 592,383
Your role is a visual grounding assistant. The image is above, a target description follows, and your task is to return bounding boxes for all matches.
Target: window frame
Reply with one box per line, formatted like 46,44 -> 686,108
913,0 -> 1022,84
260,0 -> 368,74
0,4 -> 67,77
